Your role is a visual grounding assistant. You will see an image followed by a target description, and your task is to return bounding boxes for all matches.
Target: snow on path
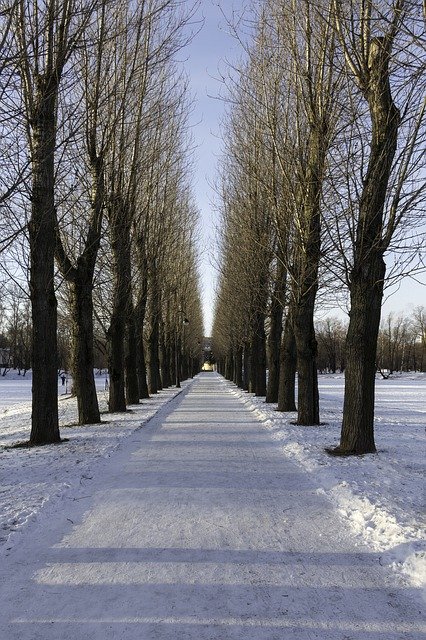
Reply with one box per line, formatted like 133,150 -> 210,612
0,373 -> 423,640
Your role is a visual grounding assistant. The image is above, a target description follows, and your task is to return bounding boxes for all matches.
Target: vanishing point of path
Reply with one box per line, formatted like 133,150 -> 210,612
0,373 -> 423,640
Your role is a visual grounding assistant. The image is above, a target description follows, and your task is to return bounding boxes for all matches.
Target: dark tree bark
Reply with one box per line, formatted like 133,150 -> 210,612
167,336 -> 176,387
333,38 -> 400,455
175,333 -> 181,387
68,276 -> 101,423
134,247 -> 150,399
232,348 -> 237,384
29,85 -> 60,444
125,302 -> 140,405
294,301 -> 320,425
250,310 -> 267,396
277,305 -> 297,412
181,328 -> 189,382
147,305 -> 161,394
235,345 -> 243,388
225,353 -> 233,380
242,342 -> 250,391
191,357 -> 199,377
107,204 -> 130,413
160,323 -> 171,388
136,316 -> 149,400
266,304 -> 282,402
108,308 -> 126,412
266,264 -> 286,403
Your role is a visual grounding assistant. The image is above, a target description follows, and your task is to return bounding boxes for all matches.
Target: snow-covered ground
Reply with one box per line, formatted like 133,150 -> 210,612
0,372 -> 424,640
0,370 -> 424,595
0,369 -> 108,409
0,372 -> 189,549
229,372 -> 426,589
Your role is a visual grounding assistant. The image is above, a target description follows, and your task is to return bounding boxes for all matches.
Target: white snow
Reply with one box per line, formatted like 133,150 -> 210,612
0,369 -> 107,410
0,371 -> 424,639
0,374 -> 188,547
229,372 -> 426,589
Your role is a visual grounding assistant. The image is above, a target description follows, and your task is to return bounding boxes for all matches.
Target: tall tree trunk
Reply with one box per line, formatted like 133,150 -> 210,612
107,212 -> 129,413
248,347 -> 254,392
136,328 -> 149,399
168,336 -> 176,387
147,264 -> 161,394
232,347 -> 237,384
294,301 -> 319,424
225,354 -> 233,380
158,343 -> 163,390
333,38 -> 400,455
108,309 -> 126,412
135,250 -> 149,399
125,302 -> 140,405
337,263 -> 385,453
235,345 -> 243,388
148,310 -> 161,393
175,333 -> 181,387
242,342 -> 250,391
277,308 -> 297,412
250,310 -> 267,396
29,87 -> 60,444
69,276 -> 100,423
293,126 -> 324,425
160,324 -> 171,388
181,322 -> 190,382
266,302 -> 282,402
266,265 -> 286,403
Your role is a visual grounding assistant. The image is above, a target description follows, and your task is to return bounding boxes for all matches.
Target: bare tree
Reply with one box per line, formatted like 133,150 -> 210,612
105,0 -> 200,410
328,0 -> 425,454
12,0 -> 97,444
316,317 -> 347,373
55,0 -> 123,424
259,0 -> 342,423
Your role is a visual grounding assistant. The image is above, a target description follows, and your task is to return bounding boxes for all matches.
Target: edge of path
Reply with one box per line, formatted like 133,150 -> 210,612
0,378 -> 195,557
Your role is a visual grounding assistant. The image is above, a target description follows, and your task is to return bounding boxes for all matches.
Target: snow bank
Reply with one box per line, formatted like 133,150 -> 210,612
224,373 -> 426,589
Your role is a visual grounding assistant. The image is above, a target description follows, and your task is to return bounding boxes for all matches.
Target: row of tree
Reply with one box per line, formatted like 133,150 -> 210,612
212,0 -> 425,455
0,0 -> 204,444
2,297 -> 423,378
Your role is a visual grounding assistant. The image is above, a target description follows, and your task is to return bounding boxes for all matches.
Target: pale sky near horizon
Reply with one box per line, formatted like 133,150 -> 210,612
185,0 -> 425,336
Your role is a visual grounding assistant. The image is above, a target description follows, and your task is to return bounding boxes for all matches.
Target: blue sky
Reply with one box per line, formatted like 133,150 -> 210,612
184,1 -> 245,335
184,1 -> 425,335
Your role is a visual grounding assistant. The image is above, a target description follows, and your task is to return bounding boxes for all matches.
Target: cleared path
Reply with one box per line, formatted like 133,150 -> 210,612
0,373 -> 423,639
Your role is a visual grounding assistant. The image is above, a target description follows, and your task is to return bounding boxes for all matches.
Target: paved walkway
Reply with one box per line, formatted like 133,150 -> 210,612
0,374 -> 423,639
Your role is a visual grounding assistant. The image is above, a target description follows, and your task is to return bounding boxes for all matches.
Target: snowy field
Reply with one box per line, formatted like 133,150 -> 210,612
0,369 -> 108,409
0,370 -> 424,595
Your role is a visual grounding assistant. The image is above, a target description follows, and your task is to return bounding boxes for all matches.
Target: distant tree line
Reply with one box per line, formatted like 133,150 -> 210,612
0,0 -> 204,444
315,309 -> 425,374
212,0 -> 425,455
